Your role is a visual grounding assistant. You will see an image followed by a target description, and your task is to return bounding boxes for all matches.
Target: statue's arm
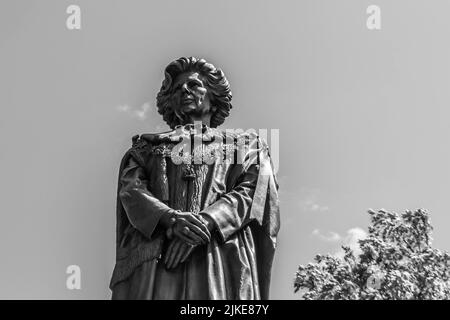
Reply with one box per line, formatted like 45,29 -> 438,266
119,156 -> 176,239
199,135 -> 270,243
200,163 -> 260,242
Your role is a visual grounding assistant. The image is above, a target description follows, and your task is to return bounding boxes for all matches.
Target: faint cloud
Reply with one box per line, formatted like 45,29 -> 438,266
116,102 -> 151,120
312,227 -> 367,258
298,187 -> 329,213
117,105 -> 130,112
335,227 -> 367,258
312,229 -> 342,242
343,228 -> 367,250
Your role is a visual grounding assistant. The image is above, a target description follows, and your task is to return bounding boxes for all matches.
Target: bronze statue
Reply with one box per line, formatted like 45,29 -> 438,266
110,57 -> 280,299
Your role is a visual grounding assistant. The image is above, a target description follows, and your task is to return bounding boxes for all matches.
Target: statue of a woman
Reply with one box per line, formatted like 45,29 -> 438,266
110,57 -> 280,299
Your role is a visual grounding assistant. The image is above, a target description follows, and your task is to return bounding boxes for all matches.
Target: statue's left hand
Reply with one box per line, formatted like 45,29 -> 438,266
164,237 -> 196,269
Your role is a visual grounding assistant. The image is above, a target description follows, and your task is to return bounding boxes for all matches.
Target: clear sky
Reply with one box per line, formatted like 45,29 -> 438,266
1,0 -> 449,299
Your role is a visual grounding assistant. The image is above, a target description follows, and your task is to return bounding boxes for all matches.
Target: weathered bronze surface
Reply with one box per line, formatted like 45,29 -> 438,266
110,57 -> 280,299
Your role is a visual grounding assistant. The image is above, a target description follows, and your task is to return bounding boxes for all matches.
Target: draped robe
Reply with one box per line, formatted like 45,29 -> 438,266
109,126 -> 280,299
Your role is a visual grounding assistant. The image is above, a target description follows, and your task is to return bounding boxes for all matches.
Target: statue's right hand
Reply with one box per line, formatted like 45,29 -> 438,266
172,212 -> 211,245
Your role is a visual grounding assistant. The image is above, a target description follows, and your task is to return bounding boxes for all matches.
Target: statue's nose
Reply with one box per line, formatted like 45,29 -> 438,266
182,83 -> 190,93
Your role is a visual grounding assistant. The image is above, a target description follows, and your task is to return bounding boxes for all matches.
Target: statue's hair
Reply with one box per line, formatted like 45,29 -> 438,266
156,57 -> 232,129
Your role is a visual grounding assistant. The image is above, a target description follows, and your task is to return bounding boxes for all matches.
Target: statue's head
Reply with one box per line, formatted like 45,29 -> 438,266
156,57 -> 232,129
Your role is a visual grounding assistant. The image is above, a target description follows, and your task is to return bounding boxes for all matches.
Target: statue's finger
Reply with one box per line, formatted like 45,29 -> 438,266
197,215 -> 212,238
185,227 -> 205,244
180,245 -> 194,263
186,224 -> 210,243
175,230 -> 198,245
180,225 -> 203,244
164,240 -> 176,264
167,240 -> 182,268
165,240 -> 178,265
186,215 -> 212,239
172,243 -> 188,268
168,241 -> 183,268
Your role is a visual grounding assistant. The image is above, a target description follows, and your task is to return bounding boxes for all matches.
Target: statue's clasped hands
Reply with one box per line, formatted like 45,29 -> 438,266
164,211 -> 213,269
169,211 -> 211,245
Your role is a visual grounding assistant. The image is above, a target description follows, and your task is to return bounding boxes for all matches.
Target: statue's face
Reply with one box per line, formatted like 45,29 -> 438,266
170,71 -> 213,123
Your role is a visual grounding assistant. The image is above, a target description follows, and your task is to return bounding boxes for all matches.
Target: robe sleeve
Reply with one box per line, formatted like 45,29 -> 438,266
200,135 -> 271,242
119,155 -> 175,239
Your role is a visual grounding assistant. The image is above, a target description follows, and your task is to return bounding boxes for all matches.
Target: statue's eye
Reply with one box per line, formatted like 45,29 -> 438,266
188,80 -> 201,89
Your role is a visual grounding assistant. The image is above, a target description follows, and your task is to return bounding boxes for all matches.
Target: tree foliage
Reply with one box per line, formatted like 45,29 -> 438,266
294,209 -> 450,299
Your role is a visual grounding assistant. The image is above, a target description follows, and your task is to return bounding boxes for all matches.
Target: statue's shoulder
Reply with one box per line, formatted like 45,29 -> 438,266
129,128 -> 176,148
139,128 -> 188,145
121,129 -> 174,166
